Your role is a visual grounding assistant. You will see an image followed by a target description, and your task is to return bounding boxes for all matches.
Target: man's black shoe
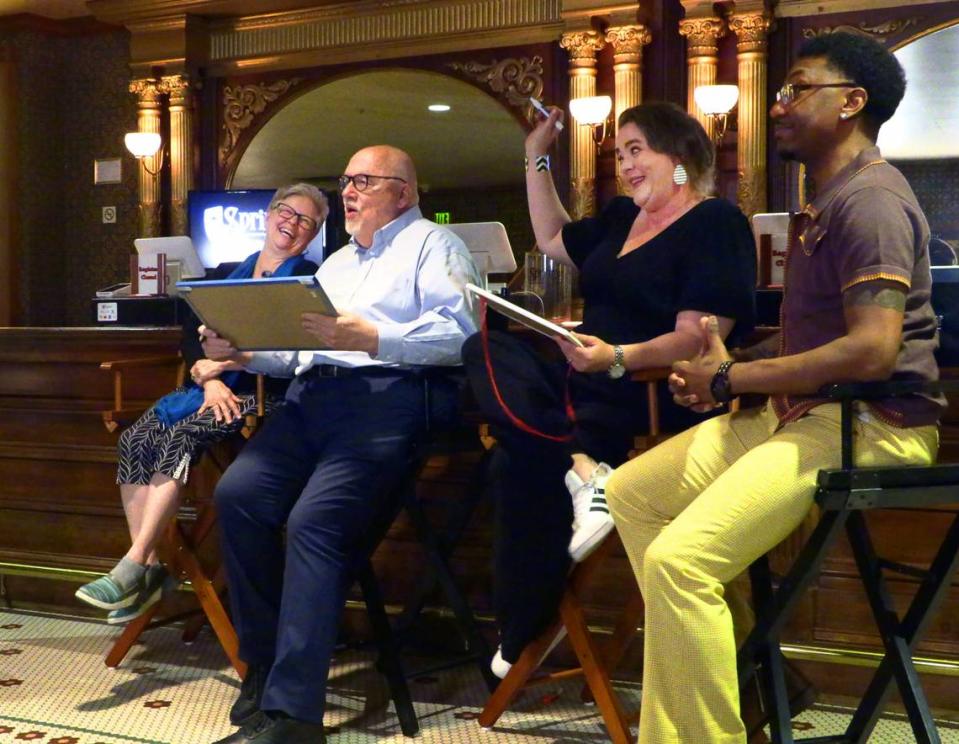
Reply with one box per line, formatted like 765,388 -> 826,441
229,666 -> 267,727
213,711 -> 327,743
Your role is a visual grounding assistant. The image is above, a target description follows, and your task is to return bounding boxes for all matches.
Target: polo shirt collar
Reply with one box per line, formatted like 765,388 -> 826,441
802,146 -> 883,222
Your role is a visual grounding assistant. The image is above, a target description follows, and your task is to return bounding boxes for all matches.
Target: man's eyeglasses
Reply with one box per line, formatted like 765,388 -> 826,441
338,173 -> 407,192
273,202 -> 319,231
775,82 -> 857,107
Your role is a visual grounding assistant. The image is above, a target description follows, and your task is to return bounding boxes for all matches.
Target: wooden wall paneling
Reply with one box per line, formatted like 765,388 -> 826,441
0,328 -> 181,612
2,322 -> 959,696
815,573 -> 959,657
0,42 -> 17,326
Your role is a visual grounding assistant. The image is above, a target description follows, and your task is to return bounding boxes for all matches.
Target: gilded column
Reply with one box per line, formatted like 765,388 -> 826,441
129,78 -> 162,238
605,25 -> 652,130
605,25 -> 652,195
678,16 -> 725,139
729,11 -> 772,217
560,30 -> 605,219
160,75 -> 195,237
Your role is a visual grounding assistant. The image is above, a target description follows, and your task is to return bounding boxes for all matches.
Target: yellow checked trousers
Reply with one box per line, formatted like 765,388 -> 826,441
605,402 -> 938,744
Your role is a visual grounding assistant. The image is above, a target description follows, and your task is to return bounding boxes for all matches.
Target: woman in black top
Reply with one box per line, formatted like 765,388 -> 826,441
75,183 -> 328,624
462,102 -> 757,675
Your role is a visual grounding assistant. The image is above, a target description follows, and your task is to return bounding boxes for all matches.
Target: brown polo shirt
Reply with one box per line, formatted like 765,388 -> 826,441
772,146 -> 943,428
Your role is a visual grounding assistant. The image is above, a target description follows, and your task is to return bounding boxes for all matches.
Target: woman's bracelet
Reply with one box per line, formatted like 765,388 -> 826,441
524,154 -> 550,173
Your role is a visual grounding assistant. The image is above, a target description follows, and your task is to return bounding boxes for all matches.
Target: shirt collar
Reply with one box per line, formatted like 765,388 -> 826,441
803,145 -> 883,222
348,205 -> 423,256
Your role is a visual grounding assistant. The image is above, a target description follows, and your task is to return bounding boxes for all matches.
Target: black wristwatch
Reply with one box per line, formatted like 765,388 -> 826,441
709,360 -> 736,404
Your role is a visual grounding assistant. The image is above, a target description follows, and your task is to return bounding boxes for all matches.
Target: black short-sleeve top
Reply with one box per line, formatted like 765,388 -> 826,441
561,196 -> 757,346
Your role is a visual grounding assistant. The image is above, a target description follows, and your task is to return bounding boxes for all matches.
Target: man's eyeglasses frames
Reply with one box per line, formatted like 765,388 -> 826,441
775,82 -> 857,107
338,173 -> 408,192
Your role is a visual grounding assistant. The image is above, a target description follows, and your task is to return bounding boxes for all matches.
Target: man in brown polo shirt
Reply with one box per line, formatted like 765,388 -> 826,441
603,32 -> 942,744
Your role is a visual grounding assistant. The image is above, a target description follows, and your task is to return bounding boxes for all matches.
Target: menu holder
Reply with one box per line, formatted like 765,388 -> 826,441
466,282 -> 584,347
752,212 -> 790,288
131,252 -> 167,296
177,275 -> 337,351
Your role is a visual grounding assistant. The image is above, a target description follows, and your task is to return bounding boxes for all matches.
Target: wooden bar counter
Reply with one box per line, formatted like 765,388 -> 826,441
0,326 -> 957,711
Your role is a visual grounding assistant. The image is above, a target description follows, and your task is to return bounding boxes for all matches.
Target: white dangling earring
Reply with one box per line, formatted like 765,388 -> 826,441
673,163 -> 688,186
840,112 -> 849,119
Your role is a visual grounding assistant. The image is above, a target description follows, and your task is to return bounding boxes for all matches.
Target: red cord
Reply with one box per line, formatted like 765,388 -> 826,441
480,298 -> 575,443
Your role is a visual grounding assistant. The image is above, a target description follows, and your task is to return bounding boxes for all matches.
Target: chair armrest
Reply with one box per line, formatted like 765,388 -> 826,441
100,354 -> 185,431
817,378 -> 958,469
630,367 -> 672,384
100,355 -> 184,372
241,374 -> 267,439
630,368 -> 672,438
819,379 -> 959,400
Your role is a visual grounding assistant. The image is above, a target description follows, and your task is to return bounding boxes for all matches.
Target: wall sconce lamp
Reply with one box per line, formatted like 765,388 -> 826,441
693,84 -> 739,145
124,132 -> 164,176
569,95 -> 613,148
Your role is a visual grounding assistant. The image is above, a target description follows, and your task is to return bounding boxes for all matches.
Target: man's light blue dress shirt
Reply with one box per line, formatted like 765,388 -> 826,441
247,206 -> 480,376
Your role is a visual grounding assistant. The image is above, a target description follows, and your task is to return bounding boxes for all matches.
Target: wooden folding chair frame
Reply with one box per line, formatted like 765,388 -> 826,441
98,355 -> 266,679
478,367 -> 677,744
739,380 -> 959,744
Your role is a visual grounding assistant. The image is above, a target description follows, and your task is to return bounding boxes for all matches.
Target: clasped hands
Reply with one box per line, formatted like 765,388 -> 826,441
198,311 -> 378,360
670,315 -> 731,412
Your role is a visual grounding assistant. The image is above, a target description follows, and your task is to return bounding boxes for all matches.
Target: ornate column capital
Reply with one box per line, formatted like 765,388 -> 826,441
158,74 -> 193,102
678,17 -> 725,57
605,24 -> 652,65
560,30 -> 606,67
729,11 -> 773,54
129,77 -> 160,103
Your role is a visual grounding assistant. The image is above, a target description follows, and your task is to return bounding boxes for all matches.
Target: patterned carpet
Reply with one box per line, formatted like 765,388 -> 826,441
0,609 -> 957,743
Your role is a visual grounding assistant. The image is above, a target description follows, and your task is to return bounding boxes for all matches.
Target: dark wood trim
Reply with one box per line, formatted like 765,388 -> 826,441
0,14 -> 120,37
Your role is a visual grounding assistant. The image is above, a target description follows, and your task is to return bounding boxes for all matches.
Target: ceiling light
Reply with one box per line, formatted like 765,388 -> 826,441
428,104 -> 451,112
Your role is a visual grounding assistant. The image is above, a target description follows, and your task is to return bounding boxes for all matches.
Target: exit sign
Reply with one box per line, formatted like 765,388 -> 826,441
435,211 -> 451,224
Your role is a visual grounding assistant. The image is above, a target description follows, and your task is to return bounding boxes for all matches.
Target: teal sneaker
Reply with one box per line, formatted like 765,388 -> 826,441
75,574 -> 140,611
106,565 -> 168,625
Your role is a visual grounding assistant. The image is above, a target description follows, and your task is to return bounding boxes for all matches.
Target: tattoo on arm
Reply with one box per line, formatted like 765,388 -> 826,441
843,282 -> 907,312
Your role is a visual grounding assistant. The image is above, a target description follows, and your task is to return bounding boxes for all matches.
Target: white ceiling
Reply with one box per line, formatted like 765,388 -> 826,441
879,22 -> 959,159
231,69 -> 528,191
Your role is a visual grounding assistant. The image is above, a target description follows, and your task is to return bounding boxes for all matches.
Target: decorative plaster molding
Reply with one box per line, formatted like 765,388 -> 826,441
448,56 -> 545,122
208,0 -> 561,62
678,17 -> 726,56
559,29 -> 606,64
729,12 -> 772,53
219,78 -> 302,168
570,178 -> 596,220
801,18 -> 919,42
737,169 -> 762,218
129,77 -> 160,101
605,24 -> 652,61
776,0 -> 938,18
158,74 -> 192,100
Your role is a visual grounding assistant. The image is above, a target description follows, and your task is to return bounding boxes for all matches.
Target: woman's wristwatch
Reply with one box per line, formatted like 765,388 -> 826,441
608,345 -> 626,379
709,360 -> 736,403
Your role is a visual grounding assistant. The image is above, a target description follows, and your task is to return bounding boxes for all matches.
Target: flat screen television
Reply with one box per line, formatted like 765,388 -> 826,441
188,189 -> 339,270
